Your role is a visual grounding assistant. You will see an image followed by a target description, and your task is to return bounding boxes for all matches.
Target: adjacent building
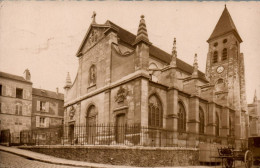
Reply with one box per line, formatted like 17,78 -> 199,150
31,88 -> 64,129
63,6 -> 250,147
0,69 -> 64,144
248,91 -> 260,136
0,70 -> 32,143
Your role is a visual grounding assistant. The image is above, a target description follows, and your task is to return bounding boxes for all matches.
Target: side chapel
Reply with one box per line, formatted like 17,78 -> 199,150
64,6 -> 249,147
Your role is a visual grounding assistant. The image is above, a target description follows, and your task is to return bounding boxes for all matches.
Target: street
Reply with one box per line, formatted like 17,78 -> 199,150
0,150 -> 258,168
0,151 -> 82,168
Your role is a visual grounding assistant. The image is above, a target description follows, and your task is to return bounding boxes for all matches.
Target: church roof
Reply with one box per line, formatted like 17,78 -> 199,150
106,21 -> 207,81
0,71 -> 32,84
208,6 -> 242,43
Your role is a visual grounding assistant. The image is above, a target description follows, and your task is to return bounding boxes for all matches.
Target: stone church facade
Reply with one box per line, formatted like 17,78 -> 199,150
64,7 -> 249,147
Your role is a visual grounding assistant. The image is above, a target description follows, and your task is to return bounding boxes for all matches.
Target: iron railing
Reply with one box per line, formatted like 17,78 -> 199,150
17,124 -> 242,148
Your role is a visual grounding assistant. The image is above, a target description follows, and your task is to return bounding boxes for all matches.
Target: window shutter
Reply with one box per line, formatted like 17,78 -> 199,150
15,104 -> 18,115
2,85 -> 6,96
45,102 -> 49,112
36,116 -> 40,127
23,89 -> 26,99
19,105 -> 22,115
45,117 -> 49,128
36,101 -> 40,111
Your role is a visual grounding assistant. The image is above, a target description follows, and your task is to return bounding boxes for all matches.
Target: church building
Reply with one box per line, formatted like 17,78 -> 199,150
64,6 -> 249,147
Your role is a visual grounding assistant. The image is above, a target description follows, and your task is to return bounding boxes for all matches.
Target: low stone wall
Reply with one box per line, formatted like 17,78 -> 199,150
20,145 -> 199,167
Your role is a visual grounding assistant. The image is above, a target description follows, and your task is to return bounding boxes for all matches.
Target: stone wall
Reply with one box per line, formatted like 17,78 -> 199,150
21,146 -> 199,167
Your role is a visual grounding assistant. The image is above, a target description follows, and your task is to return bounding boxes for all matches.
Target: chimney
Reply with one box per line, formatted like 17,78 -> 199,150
23,69 -> 31,81
56,87 -> 59,94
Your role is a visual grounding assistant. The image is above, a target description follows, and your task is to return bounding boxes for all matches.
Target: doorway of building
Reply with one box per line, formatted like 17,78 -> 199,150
69,124 -> 74,144
116,114 -> 126,143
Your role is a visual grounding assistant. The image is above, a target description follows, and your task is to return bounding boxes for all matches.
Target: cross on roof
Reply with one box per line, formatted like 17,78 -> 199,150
92,11 -> 96,24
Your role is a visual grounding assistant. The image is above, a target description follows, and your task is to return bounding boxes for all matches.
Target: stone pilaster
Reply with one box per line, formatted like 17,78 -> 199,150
188,96 -> 199,147
188,96 -> 199,134
104,90 -> 111,124
140,78 -> 149,127
105,31 -> 118,85
207,103 -> 216,136
166,88 -> 178,145
220,107 -> 229,137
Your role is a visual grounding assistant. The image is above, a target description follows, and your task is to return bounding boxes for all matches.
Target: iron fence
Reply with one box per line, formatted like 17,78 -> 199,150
17,124 -> 240,148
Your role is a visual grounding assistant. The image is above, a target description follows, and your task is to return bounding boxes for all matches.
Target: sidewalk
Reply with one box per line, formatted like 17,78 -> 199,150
0,145 -> 220,168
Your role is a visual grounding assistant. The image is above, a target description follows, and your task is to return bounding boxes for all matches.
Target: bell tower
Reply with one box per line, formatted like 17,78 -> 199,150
205,6 -> 248,140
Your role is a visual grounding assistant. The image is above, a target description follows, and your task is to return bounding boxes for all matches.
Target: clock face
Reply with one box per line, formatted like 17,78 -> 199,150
217,66 -> 224,73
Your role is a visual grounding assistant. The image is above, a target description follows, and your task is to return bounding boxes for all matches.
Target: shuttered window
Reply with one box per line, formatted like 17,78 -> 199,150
36,116 -> 40,127
222,48 -> 227,61
37,100 -> 50,112
15,104 -> 22,115
213,51 -> 218,63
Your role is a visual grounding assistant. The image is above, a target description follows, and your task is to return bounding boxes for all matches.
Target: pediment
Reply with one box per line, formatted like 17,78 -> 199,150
76,25 -> 109,56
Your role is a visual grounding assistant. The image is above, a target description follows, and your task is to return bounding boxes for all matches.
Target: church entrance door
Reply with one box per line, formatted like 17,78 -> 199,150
87,116 -> 96,144
69,124 -> 74,144
116,114 -> 125,143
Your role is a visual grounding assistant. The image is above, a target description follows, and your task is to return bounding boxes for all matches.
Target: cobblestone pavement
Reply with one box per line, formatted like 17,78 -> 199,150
0,151 -> 83,168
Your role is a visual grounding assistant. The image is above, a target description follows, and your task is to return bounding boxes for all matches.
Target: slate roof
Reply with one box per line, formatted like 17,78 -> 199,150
0,71 -> 32,84
208,6 -> 242,42
106,21 -> 207,81
33,88 -> 64,100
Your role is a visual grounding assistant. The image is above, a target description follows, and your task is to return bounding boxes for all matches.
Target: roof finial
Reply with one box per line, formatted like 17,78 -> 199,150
91,11 -> 96,24
64,72 -> 72,89
170,37 -> 177,67
253,89 -> 257,103
133,14 -> 151,46
192,53 -> 198,77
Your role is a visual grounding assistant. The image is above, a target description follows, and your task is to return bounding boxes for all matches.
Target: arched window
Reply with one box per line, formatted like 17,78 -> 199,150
222,48 -> 227,61
215,79 -> 225,92
213,51 -> 218,63
89,65 -> 96,86
86,105 -> 97,126
215,113 -> 219,136
178,102 -> 186,132
199,107 -> 205,134
148,95 -> 163,128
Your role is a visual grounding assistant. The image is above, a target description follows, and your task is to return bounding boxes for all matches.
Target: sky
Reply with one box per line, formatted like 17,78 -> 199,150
0,1 -> 259,103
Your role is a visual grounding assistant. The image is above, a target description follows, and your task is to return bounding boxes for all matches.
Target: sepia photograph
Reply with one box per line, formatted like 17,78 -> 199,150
0,1 -> 260,168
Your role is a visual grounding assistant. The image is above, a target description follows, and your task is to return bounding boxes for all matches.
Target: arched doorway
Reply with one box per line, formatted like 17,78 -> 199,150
86,105 -> 97,144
